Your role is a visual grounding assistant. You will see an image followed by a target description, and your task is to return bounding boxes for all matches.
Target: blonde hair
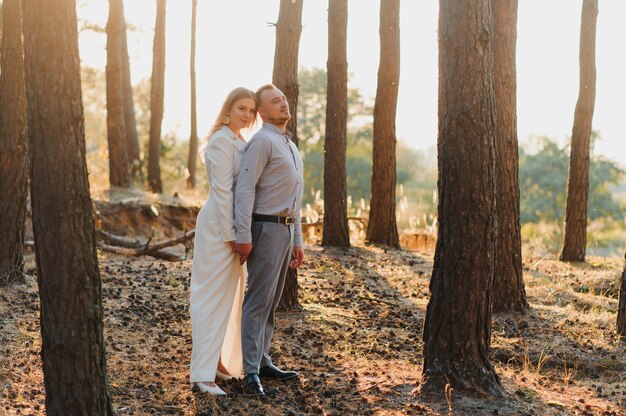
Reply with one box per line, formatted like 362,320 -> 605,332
199,87 -> 257,162
208,87 -> 258,137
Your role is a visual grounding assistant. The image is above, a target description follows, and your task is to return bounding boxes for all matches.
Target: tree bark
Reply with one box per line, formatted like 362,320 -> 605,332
322,0 -> 350,247
21,0 -> 113,413
121,9 -> 140,175
560,0 -> 598,262
492,0 -> 527,313
420,0 -> 502,397
272,0 -> 304,310
106,0 -> 131,188
272,0 -> 303,146
617,254 -> 626,336
366,0 -> 400,248
186,0 -> 198,189
148,0 -> 166,193
0,0 -> 28,285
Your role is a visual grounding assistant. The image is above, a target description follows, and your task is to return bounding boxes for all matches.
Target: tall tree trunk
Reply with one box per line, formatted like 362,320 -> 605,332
106,0 -> 131,188
0,0 -> 28,285
272,0 -> 303,145
617,254 -> 626,336
186,0 -> 198,189
322,0 -> 350,247
366,0 -> 400,248
272,0 -> 304,310
492,0 -> 527,313
420,0 -> 502,397
21,0 -> 113,413
560,0 -> 598,262
148,0 -> 166,193
121,11 -> 140,176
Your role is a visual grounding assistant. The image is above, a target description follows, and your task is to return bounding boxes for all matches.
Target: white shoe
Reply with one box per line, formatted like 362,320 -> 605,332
193,382 -> 226,396
216,370 -> 233,381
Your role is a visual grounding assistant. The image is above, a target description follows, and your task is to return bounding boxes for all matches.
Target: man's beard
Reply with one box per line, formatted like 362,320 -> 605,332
268,114 -> 291,125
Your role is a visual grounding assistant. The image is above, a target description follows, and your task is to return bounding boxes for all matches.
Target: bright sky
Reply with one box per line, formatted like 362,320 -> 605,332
77,0 -> 626,166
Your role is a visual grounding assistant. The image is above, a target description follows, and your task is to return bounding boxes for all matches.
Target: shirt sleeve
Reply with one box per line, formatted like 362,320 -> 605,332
294,209 -> 303,247
234,136 -> 271,244
293,149 -> 304,247
206,134 -> 236,242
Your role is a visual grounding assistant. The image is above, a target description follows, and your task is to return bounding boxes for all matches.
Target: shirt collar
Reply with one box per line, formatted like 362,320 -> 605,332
220,125 -> 245,142
263,122 -> 292,141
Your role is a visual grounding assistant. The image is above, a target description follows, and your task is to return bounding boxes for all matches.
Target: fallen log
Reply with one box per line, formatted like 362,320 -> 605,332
97,230 -> 145,248
28,230 -> 196,262
96,229 -> 195,261
97,242 -> 184,261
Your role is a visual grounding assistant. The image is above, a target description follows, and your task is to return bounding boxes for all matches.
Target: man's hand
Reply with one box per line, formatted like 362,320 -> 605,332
289,246 -> 304,269
234,242 -> 253,265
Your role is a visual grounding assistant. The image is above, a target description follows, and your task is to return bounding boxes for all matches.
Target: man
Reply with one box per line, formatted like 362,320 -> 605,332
234,84 -> 305,398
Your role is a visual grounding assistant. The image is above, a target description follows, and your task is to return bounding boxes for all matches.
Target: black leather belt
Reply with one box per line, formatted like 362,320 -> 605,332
252,213 -> 295,225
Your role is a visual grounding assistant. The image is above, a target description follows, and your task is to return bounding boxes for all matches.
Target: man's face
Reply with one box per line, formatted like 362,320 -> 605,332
258,87 -> 290,125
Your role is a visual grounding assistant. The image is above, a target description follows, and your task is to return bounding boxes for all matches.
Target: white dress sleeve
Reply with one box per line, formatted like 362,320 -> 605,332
205,133 -> 237,242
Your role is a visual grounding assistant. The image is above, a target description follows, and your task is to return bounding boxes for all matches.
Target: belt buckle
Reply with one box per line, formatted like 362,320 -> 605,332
285,216 -> 295,225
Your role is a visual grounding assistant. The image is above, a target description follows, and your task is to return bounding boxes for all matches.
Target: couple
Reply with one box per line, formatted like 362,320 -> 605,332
189,84 -> 304,398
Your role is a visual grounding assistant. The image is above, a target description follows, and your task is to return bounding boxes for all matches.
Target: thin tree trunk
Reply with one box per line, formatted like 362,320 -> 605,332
272,0 -> 304,310
492,0 -> 527,313
322,0 -> 350,247
420,0 -> 502,397
148,0 -> 166,193
560,0 -> 598,262
121,10 -> 140,175
367,0 -> 400,248
21,0 -> 113,413
617,254 -> 626,336
0,0 -> 28,285
106,0 -> 131,188
186,0 -> 198,189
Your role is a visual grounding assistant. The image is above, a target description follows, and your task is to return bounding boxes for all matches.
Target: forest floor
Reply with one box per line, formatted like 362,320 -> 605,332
2,196 -> 626,415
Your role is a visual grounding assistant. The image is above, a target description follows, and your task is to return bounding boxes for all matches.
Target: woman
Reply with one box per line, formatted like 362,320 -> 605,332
190,87 -> 257,395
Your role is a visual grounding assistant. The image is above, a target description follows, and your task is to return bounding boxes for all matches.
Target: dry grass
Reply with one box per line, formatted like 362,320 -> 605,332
2,203 -> 626,415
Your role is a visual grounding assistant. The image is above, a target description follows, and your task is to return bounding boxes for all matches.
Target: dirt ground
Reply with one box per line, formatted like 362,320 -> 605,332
2,200 -> 626,415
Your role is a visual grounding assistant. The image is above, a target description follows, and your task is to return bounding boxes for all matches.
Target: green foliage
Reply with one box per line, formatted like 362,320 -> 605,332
519,134 -> 625,224
297,67 -> 436,207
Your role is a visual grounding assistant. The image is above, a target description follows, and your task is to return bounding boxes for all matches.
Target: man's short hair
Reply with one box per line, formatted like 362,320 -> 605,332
256,83 -> 277,106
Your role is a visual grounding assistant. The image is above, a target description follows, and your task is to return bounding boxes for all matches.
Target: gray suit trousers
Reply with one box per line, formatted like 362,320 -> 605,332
241,221 -> 293,375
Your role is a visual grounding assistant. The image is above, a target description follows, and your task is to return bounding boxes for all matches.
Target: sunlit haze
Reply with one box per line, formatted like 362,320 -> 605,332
77,0 -> 626,165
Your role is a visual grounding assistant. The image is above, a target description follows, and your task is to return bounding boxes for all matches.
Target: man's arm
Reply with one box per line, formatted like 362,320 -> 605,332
292,142 -> 305,267
234,136 -> 271,262
290,246 -> 304,269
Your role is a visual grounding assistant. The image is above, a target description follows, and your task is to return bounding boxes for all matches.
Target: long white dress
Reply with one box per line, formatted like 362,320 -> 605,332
190,126 -> 246,383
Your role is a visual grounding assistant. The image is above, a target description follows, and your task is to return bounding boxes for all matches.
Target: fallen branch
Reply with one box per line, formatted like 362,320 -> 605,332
97,230 -> 144,248
28,230 -> 195,262
97,242 -> 184,261
139,229 -> 195,251
97,229 -> 195,262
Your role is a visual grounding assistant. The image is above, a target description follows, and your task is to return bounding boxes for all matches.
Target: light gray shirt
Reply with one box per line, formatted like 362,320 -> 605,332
234,122 -> 304,247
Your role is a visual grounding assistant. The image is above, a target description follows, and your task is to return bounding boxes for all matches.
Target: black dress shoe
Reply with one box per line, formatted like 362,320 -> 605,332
242,373 -> 265,397
259,364 -> 298,380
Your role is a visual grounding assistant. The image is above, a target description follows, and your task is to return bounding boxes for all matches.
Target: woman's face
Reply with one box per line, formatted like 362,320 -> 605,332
228,98 -> 257,132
